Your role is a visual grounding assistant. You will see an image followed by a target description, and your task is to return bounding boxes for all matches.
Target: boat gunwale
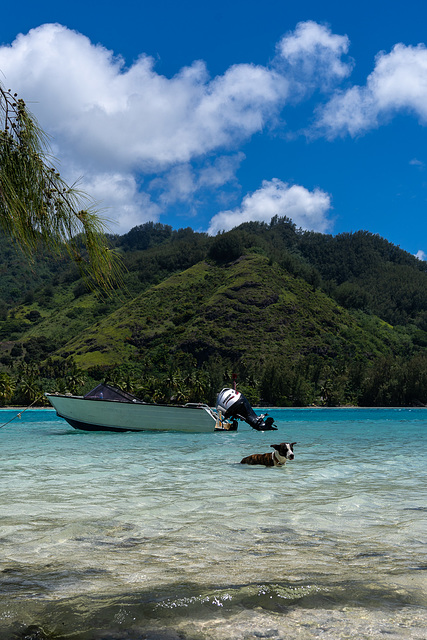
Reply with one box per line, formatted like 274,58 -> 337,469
45,392 -> 214,412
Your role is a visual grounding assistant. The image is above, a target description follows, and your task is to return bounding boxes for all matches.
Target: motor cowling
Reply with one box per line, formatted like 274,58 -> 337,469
216,388 -> 277,431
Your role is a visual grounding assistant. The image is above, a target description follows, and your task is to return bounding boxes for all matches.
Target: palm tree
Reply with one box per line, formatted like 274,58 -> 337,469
107,370 -> 137,395
0,372 -> 15,405
135,375 -> 160,402
164,367 -> 182,399
16,364 -> 43,404
64,360 -> 86,394
185,370 -> 209,402
0,84 -> 123,292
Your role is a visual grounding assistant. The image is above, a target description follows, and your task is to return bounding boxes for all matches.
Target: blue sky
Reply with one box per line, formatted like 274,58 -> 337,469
2,0 -> 427,258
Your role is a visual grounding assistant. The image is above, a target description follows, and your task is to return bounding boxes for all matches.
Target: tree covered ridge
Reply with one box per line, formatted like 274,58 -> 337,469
0,217 -> 427,407
115,218 -> 427,327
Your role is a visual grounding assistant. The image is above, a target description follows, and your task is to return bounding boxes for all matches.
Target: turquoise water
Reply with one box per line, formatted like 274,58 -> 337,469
0,407 -> 426,639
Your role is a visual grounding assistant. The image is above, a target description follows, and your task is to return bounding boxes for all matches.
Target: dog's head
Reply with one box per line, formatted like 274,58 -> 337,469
271,442 -> 296,460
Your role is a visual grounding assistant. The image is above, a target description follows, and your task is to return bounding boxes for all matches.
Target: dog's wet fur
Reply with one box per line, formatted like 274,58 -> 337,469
240,442 -> 296,467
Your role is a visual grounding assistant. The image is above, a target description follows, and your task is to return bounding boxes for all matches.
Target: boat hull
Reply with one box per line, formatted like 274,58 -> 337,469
45,394 -> 219,433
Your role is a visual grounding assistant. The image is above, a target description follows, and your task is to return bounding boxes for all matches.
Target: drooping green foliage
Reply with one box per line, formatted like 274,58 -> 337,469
0,84 -> 123,292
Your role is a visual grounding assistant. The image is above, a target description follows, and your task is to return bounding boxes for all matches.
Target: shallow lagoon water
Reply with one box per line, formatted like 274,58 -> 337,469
0,407 -> 426,639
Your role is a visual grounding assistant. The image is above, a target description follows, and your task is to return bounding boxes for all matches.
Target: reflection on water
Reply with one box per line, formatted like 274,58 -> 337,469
0,408 -> 426,639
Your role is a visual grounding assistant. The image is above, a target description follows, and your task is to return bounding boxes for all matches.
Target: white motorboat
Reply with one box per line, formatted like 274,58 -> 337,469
45,384 -> 277,433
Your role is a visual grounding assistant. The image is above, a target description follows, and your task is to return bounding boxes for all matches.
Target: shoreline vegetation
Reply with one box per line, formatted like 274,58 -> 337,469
2,348 -> 427,408
0,383 -> 426,414
2,402 -> 427,409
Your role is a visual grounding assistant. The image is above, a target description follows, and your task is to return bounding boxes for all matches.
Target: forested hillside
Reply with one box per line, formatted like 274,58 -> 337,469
1,217 -> 427,407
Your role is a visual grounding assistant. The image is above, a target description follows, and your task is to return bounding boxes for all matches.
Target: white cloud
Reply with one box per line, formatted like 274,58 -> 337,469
0,21 -> 355,232
316,42 -> 427,137
198,153 -> 245,188
151,164 -> 197,208
82,172 -> 161,233
415,249 -> 427,261
0,24 -> 287,170
207,178 -> 332,235
0,23 -> 291,230
148,153 -> 245,211
276,21 -> 353,96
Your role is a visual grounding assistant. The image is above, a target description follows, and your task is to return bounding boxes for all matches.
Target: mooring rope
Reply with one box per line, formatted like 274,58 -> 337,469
0,399 -> 40,430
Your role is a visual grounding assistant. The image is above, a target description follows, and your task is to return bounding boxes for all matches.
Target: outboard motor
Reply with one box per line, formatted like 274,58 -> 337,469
216,388 -> 277,431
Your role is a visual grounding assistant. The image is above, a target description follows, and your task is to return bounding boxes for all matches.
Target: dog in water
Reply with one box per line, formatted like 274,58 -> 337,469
240,442 -> 296,467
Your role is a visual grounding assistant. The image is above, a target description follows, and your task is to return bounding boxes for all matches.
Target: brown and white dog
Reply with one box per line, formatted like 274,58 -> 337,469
240,442 -> 296,467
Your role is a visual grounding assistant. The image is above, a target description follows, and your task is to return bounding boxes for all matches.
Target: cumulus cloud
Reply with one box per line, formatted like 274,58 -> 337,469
0,21 -> 353,232
81,172 -> 161,233
415,249 -> 427,261
150,153 -> 245,211
316,42 -> 427,137
276,21 -> 353,97
207,178 -> 333,235
0,24 -> 287,170
198,153 -> 245,188
0,23 -> 292,229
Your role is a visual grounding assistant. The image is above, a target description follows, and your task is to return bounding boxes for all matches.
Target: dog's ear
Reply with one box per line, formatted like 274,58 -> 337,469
291,442 -> 297,447
270,444 -> 280,450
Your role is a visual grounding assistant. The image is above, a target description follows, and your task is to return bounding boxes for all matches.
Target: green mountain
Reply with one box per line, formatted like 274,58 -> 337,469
1,218 -> 427,406
58,253 -> 394,368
